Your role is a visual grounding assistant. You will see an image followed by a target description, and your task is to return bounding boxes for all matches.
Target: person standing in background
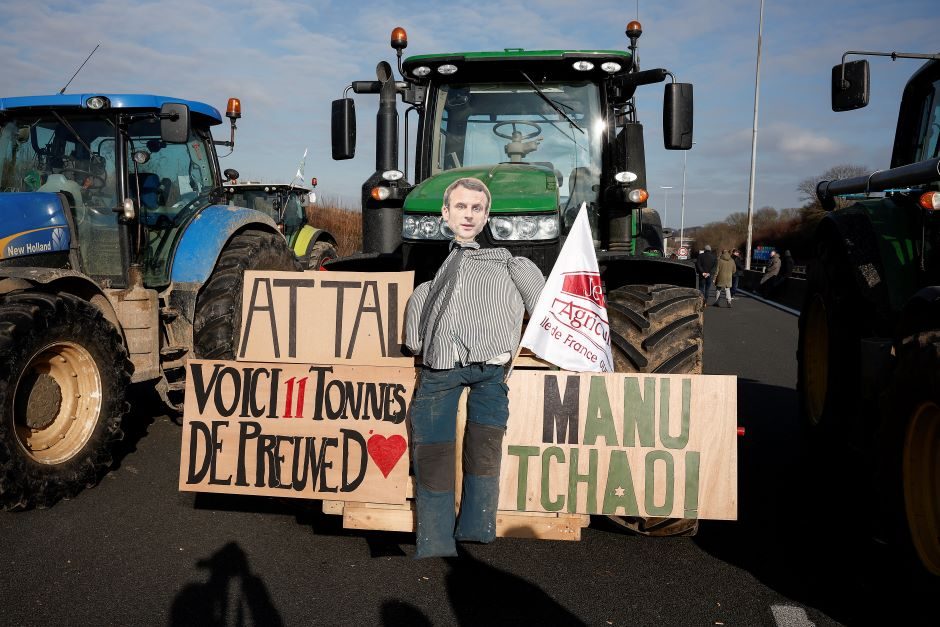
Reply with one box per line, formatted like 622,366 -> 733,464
759,249 -> 781,297
731,248 -> 745,297
695,245 -> 717,306
713,249 -> 736,308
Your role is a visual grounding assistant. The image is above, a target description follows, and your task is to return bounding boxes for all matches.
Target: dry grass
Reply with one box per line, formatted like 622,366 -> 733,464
305,199 -> 362,256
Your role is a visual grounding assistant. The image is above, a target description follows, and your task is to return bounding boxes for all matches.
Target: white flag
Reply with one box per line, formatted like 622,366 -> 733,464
520,203 -> 613,372
293,147 -> 308,183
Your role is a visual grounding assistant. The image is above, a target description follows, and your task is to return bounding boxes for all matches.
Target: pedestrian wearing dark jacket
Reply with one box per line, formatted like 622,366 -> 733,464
695,245 -> 717,305
713,250 -> 736,307
731,249 -> 745,297
768,249 -> 794,297
759,250 -> 780,296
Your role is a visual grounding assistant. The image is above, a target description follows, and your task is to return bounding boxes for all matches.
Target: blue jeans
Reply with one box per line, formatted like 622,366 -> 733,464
700,275 -> 713,302
409,363 -> 509,558
731,274 -> 741,297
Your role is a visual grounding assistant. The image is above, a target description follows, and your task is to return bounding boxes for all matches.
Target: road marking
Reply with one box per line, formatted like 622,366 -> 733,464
771,604 -> 815,627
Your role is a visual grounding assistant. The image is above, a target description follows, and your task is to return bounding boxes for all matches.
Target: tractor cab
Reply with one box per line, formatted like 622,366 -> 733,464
332,24 -> 693,283
222,181 -> 314,243
0,93 -> 240,287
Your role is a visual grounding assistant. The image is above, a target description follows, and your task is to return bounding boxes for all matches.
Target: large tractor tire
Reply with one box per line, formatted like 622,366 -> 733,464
796,235 -> 870,448
604,284 -> 704,536
0,292 -> 130,509
301,240 -> 338,271
193,230 -> 300,360
886,330 -> 940,576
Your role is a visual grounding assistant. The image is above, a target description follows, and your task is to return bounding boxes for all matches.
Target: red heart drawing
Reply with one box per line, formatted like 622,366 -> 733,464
367,434 -> 407,478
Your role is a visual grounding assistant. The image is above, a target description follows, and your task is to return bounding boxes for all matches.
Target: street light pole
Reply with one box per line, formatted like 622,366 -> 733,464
660,185 -> 673,255
744,0 -> 766,270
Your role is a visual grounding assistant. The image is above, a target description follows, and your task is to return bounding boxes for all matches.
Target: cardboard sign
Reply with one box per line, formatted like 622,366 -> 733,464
499,371 -> 737,520
179,359 -> 414,503
237,270 -> 415,366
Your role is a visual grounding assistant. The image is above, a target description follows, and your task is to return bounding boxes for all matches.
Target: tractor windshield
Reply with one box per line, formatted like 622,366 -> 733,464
224,187 -> 307,239
0,114 -> 124,280
430,81 -> 603,229
0,112 -> 218,285
914,75 -> 940,162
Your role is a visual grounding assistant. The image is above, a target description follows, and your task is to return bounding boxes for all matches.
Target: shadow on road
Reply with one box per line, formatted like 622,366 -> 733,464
170,541 -> 282,627
443,544 -> 586,627
695,378 -> 939,625
109,385 -> 161,472
381,600 -> 432,626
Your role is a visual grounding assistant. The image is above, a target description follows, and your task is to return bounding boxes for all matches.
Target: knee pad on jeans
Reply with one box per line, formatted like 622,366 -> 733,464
414,442 -> 456,492
463,422 -> 505,476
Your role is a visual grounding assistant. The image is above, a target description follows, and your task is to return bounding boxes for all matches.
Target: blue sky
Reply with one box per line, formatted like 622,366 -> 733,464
2,0 -> 937,227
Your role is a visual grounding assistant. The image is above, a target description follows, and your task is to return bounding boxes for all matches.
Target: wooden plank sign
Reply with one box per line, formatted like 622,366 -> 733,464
179,359 -> 415,503
237,270 -> 415,366
499,371 -> 737,520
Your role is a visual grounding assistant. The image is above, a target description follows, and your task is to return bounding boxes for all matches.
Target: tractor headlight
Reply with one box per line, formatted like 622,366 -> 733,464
489,215 -> 560,240
403,215 -> 450,240
490,216 -> 513,239
418,216 -> 440,238
85,96 -> 110,110
403,215 -> 418,238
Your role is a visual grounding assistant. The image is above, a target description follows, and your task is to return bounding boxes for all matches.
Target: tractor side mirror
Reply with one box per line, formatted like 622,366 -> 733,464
831,60 -> 869,111
663,83 -> 693,150
160,102 -> 190,144
331,98 -> 357,160
609,69 -> 669,105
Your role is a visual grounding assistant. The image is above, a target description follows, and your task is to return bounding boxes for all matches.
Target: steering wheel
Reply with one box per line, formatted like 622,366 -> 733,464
492,121 -> 542,141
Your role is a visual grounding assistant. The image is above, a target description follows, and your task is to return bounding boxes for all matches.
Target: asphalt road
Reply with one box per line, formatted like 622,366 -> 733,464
1,292 -> 937,626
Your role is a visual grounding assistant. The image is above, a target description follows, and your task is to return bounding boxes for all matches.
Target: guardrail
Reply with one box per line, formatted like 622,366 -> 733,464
739,270 -> 806,311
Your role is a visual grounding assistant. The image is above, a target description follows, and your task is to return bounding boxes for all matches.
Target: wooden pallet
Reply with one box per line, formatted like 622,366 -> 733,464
322,497 -> 590,541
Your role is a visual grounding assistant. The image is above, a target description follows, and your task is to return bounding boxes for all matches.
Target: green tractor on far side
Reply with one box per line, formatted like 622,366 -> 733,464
797,50 -> 940,575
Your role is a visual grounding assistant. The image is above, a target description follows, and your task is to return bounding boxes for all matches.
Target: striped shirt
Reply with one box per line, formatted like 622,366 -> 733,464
405,241 -> 545,369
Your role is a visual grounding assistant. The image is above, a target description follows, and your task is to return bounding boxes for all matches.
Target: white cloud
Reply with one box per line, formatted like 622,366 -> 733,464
3,0 -> 937,221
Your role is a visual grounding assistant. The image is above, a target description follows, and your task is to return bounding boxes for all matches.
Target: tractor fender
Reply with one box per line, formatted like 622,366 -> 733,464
0,268 -> 122,332
597,253 -> 698,291
291,225 -> 337,258
170,204 -> 281,284
817,196 -> 919,328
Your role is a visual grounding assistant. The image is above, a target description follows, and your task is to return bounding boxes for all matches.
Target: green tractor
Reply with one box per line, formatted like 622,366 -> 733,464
330,23 -> 700,535
221,179 -> 339,269
797,50 -> 940,574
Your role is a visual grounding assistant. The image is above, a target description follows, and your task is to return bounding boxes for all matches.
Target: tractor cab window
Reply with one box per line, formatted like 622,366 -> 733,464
281,190 -> 307,237
226,187 -> 307,241
126,117 -> 217,287
430,81 -> 603,232
914,76 -> 940,162
0,115 -> 123,282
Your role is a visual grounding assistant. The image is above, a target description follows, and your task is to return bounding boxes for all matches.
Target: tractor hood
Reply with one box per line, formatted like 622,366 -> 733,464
403,164 -> 559,214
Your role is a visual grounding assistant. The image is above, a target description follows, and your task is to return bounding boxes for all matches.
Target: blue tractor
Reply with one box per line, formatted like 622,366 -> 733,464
0,93 -> 299,508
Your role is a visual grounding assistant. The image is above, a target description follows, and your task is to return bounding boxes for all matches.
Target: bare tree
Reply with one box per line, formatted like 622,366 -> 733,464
797,163 -> 870,208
